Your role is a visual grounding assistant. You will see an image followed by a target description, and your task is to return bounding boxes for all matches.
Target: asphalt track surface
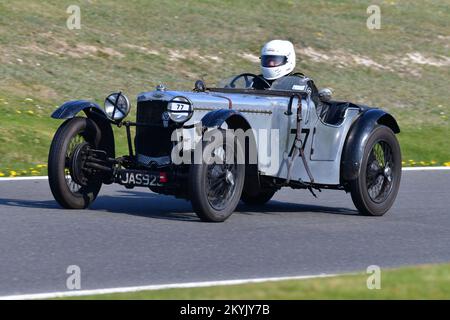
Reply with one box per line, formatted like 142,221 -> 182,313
0,170 -> 449,296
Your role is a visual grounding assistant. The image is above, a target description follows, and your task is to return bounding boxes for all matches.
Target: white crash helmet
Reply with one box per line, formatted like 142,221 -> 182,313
260,40 -> 296,80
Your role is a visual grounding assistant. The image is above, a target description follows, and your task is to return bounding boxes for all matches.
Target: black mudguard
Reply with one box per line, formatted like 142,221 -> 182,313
201,109 -> 243,128
341,108 -> 400,182
51,100 -> 115,158
51,100 -> 105,119
201,109 -> 260,190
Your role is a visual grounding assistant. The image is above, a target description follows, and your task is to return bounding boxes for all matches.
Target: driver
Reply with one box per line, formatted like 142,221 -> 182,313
252,39 -> 297,89
252,40 -> 327,117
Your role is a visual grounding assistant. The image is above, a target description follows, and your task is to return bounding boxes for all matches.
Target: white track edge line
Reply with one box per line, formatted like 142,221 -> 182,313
0,167 -> 449,182
0,176 -> 48,181
0,273 -> 335,300
402,166 -> 450,171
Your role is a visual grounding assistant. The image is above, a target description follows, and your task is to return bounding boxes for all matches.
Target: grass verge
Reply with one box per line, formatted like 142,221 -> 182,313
62,263 -> 450,299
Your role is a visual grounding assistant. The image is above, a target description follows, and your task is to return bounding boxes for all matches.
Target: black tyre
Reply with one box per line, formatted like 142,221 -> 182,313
189,129 -> 245,222
349,125 -> 401,216
48,117 -> 103,209
241,188 -> 276,205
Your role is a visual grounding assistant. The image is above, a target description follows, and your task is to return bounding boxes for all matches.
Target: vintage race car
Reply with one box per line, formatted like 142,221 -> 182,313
48,73 -> 401,222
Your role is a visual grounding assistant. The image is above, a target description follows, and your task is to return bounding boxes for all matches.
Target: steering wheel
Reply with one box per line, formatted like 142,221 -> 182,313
229,73 -> 271,89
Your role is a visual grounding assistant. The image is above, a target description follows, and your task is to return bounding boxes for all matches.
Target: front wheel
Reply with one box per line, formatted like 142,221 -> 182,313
349,125 -> 401,216
189,129 -> 245,222
48,117 -> 103,209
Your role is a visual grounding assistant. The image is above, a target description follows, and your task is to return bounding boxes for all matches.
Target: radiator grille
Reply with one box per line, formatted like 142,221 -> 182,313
135,100 -> 173,158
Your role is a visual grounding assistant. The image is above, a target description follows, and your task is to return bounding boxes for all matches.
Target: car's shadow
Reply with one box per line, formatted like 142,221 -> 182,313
0,189 -> 358,222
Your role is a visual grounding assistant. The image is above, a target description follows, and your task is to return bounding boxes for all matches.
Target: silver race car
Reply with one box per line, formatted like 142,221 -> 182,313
48,73 -> 401,222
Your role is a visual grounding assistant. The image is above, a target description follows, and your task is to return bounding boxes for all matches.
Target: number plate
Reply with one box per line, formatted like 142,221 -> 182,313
118,170 -> 160,186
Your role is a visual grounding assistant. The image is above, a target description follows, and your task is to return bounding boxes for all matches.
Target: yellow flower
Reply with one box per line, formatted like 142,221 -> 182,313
31,170 -> 39,175
419,161 -> 427,165
36,164 -> 47,168
431,160 -> 437,165
9,170 -> 17,177
444,162 -> 450,167
21,170 -> 27,174
27,110 -> 34,115
16,110 -> 22,114
0,172 -> 5,177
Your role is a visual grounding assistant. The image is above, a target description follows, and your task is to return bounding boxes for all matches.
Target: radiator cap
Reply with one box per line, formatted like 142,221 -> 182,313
156,84 -> 166,91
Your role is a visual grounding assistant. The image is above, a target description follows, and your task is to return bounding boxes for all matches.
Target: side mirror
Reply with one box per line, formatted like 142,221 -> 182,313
319,88 -> 333,102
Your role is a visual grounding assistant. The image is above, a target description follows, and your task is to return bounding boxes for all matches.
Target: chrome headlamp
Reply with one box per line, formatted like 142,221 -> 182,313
167,96 -> 193,123
104,92 -> 131,122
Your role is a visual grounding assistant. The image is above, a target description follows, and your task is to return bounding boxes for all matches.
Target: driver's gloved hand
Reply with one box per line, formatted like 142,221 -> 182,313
252,77 -> 271,90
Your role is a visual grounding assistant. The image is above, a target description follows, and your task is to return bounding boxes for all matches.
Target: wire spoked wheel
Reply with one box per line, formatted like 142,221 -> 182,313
349,125 -> 401,216
189,129 -> 245,222
366,141 -> 395,203
48,117 -> 102,209
206,147 -> 239,211
65,134 -> 86,193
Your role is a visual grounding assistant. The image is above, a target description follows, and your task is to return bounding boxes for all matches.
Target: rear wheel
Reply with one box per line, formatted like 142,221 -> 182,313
189,129 -> 245,222
349,125 -> 401,216
48,117 -> 103,209
241,188 -> 276,205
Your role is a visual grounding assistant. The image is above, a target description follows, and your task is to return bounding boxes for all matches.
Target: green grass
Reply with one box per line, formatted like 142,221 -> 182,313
0,0 -> 449,175
63,263 -> 450,299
